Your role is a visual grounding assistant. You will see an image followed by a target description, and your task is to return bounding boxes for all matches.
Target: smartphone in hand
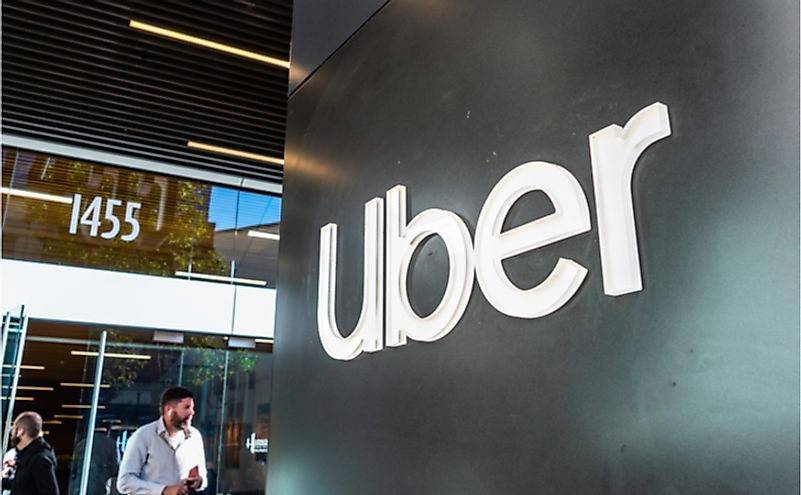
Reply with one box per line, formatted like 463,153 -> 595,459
184,466 -> 200,489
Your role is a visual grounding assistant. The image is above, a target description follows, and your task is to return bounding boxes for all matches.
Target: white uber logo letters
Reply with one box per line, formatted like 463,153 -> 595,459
474,161 -> 591,318
317,102 -> 672,360
385,185 -> 476,347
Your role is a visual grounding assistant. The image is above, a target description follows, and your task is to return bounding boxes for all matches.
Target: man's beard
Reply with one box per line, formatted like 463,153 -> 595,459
170,414 -> 191,435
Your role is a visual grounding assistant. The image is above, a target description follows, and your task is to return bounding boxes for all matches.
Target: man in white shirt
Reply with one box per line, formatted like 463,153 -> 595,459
117,387 -> 207,495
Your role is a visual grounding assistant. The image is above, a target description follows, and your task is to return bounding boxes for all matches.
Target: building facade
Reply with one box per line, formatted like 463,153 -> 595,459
3,1 -> 800,495
2,2 -> 291,494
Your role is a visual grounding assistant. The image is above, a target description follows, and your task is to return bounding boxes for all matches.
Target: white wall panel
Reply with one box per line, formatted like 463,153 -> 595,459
233,286 -> 276,339
1,260 -> 275,337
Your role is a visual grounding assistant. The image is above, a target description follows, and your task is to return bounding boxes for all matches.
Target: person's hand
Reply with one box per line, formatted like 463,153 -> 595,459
162,483 -> 189,495
184,476 -> 202,491
1,459 -> 15,477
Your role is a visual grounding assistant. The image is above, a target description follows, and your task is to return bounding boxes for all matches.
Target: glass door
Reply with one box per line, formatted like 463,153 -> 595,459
1,305 -> 29,454
1,321 -> 107,495
88,334 -> 272,495
3,320 -> 273,495
86,333 -> 192,495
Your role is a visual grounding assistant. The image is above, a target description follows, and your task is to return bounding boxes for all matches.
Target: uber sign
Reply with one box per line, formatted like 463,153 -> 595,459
318,102 -> 672,360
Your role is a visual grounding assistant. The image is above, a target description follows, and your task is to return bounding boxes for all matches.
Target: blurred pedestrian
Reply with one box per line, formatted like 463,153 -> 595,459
1,411 -> 59,495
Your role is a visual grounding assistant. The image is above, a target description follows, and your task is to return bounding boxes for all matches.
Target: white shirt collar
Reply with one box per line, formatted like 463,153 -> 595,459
157,416 -> 191,440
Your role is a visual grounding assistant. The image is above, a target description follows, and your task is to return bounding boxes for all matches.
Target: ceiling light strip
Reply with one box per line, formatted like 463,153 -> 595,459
0,187 -> 74,204
174,271 -> 268,287
71,351 -> 151,360
248,230 -> 281,241
3,364 -> 46,370
60,382 -> 111,388
186,141 -> 284,166
62,404 -> 106,409
129,20 -> 290,69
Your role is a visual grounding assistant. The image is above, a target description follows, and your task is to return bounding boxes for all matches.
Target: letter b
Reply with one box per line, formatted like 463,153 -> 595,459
385,185 -> 475,347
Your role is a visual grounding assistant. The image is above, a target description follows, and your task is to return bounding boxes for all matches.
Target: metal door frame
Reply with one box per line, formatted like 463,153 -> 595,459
2,305 -> 29,454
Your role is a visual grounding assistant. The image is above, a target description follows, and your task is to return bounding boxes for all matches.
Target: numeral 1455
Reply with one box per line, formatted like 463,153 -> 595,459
69,194 -> 141,241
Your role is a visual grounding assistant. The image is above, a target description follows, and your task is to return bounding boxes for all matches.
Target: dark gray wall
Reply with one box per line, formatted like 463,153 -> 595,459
288,0 -> 387,94
270,1 -> 800,493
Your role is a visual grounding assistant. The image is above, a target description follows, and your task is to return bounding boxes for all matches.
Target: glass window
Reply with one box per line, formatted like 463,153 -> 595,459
1,147 -> 280,286
209,189 -> 282,287
2,321 -> 273,495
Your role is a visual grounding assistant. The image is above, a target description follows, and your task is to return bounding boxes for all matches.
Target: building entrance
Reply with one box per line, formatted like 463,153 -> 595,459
2,308 -> 273,495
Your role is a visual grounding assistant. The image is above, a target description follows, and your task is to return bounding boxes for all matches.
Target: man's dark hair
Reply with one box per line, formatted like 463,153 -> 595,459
160,386 -> 194,409
14,411 -> 43,437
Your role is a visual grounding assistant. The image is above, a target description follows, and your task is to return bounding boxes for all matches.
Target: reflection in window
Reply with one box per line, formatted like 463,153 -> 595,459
11,322 -> 273,495
1,147 -> 280,286
210,188 -> 282,286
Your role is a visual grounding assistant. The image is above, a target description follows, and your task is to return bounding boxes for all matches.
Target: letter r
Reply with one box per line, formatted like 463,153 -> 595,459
589,102 -> 671,296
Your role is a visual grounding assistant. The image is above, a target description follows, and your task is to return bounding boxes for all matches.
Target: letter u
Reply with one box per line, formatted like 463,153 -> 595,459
317,197 -> 384,360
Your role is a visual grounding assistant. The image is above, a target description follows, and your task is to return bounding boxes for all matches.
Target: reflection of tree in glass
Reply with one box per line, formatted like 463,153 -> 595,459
182,336 -> 258,386
104,330 -> 148,390
162,180 -> 228,276
17,152 -> 227,277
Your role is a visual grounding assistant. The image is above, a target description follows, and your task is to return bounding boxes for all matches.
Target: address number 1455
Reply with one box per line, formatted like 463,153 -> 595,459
69,194 -> 141,241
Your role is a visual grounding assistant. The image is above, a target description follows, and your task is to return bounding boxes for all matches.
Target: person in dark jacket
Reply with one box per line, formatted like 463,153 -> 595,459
1,411 -> 59,495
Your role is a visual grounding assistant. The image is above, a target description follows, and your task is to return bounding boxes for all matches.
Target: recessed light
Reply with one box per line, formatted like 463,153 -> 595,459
186,141 -> 284,166
0,187 -> 73,204
60,382 -> 111,388
248,230 -> 280,241
2,364 -> 45,370
174,271 -> 267,287
129,20 -> 290,69
71,351 -> 151,360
